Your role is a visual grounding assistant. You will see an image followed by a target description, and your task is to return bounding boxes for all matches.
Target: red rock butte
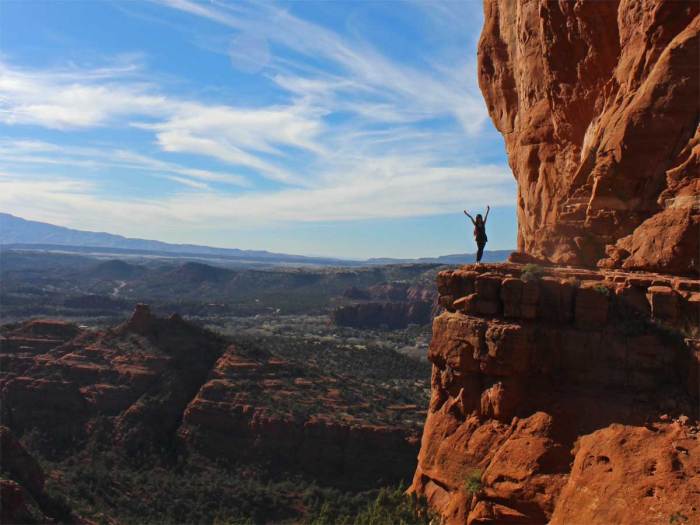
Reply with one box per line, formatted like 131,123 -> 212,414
410,2 -> 700,524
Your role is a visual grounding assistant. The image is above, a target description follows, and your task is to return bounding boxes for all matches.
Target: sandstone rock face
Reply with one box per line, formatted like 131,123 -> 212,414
550,423 -> 700,525
478,0 -> 699,274
411,264 -> 700,524
415,4 -> 700,517
1,308 -> 226,455
0,319 -> 80,354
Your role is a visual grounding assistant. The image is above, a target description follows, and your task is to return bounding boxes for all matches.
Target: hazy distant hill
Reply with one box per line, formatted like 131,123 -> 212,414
0,213 -> 346,265
0,212 -> 511,266
88,260 -> 147,280
366,251 -> 512,265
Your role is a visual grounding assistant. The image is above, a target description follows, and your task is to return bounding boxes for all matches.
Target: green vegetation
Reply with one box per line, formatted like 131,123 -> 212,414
464,469 -> 483,496
592,284 -> 610,296
308,485 -> 433,525
43,455 -> 294,524
669,511 -> 689,524
29,445 -> 431,525
520,264 -> 544,282
0,250 -> 441,321
3,251 -> 441,524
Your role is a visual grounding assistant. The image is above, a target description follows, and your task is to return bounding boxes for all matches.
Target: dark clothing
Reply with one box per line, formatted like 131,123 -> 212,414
474,221 -> 487,262
476,241 -> 486,262
474,223 -> 487,244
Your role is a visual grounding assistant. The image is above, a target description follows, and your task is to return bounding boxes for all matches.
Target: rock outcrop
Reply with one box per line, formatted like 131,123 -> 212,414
178,344 -> 420,486
410,264 -> 700,524
1,306 -> 227,455
1,305 -> 423,488
478,0 -> 699,274
333,301 -> 433,329
333,282 -> 437,329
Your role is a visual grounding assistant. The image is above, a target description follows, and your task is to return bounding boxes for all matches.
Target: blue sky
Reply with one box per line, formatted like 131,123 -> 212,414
0,0 -> 516,259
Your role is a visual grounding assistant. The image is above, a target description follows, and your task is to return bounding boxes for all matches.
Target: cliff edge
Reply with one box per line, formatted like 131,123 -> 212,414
410,264 -> 699,524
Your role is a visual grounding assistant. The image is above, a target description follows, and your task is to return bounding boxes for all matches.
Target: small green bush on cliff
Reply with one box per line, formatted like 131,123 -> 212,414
520,264 -> 544,282
593,284 -> 610,296
464,469 -> 483,496
669,511 -> 689,524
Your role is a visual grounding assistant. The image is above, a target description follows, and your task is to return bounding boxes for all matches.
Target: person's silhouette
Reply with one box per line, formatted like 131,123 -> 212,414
464,206 -> 490,263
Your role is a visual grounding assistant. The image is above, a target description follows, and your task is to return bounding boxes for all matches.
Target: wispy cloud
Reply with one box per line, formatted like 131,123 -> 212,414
0,62 -> 168,129
0,60 -> 320,184
0,139 -> 250,189
157,0 -> 487,132
0,0 -> 513,255
0,162 -> 513,232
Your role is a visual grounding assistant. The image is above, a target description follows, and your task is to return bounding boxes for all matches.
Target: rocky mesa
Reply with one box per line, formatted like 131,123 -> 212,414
1,305 -> 423,492
410,2 -> 700,524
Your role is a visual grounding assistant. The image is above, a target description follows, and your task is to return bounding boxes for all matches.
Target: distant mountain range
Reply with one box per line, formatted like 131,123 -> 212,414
0,212 -> 511,266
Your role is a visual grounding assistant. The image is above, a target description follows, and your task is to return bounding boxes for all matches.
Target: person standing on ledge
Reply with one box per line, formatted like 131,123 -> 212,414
464,206 -> 490,263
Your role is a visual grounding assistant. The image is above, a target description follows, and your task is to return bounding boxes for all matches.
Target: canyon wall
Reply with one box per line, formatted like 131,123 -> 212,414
411,2 -> 700,523
478,0 -> 699,273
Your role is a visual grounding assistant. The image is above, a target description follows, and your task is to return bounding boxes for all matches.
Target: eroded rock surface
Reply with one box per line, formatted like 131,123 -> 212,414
478,0 -> 699,274
410,264 -> 700,524
430,4 -> 700,519
178,342 -> 421,486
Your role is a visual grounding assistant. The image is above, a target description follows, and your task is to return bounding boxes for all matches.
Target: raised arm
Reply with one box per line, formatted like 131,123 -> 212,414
483,205 -> 490,224
463,210 -> 476,225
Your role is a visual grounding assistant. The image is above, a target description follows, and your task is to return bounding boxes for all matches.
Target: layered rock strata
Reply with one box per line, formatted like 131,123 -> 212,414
478,0 -> 699,273
332,301 -> 433,329
1,306 -> 422,487
426,3 -> 700,520
410,264 -> 700,524
333,282 -> 437,329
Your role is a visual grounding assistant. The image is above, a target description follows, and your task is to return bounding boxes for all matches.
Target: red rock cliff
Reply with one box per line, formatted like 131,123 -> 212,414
411,264 -> 699,524
410,2 -> 700,523
478,0 -> 699,274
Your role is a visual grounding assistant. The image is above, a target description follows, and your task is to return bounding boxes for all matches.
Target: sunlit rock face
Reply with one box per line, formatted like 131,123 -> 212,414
478,0 -> 699,274
410,264 -> 700,524
410,3 -> 700,521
